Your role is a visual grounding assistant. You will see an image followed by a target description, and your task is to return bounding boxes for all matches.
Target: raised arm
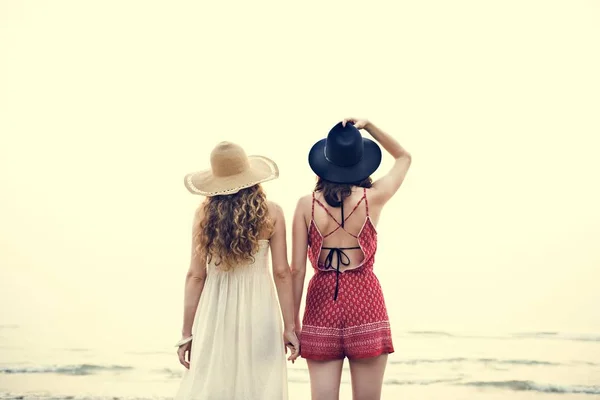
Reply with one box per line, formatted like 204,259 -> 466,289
178,208 -> 208,368
269,201 -> 300,362
343,118 -> 412,203
290,196 -> 310,334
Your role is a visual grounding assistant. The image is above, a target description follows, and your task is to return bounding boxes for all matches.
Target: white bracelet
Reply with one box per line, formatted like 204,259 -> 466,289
175,335 -> 193,347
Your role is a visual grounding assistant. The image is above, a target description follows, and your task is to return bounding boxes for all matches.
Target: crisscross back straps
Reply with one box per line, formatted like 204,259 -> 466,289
312,190 -> 367,238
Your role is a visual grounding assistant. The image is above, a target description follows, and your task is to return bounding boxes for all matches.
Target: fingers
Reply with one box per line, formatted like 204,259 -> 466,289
342,118 -> 359,128
284,332 -> 300,363
285,338 -> 300,363
177,349 -> 189,369
183,352 -> 190,369
287,344 -> 300,363
178,347 -> 191,369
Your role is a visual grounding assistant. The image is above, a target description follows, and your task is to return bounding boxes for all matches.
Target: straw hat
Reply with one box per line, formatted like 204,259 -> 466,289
308,122 -> 381,183
184,142 -> 279,196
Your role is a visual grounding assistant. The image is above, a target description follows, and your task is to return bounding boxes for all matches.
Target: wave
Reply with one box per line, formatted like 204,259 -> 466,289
514,331 -> 559,337
572,361 -> 600,366
390,357 -> 560,366
0,364 -> 133,375
511,332 -> 600,342
0,395 -> 168,400
391,357 -> 467,365
463,380 -> 600,395
403,330 -> 600,343
385,377 -> 463,385
286,376 -> 464,386
157,368 -> 183,378
406,331 -> 454,337
479,358 -> 560,366
126,351 -> 172,355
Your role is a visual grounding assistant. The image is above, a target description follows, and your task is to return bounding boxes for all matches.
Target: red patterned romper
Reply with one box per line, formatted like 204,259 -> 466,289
300,188 -> 394,360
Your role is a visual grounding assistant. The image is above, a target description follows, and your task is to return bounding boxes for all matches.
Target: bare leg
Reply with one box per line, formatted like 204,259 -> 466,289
306,359 -> 344,400
348,354 -> 388,400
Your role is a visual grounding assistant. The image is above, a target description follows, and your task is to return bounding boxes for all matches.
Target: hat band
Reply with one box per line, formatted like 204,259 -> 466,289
323,145 -> 364,167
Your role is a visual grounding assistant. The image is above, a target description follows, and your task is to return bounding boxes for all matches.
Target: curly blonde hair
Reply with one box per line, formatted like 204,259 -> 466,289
196,185 -> 272,269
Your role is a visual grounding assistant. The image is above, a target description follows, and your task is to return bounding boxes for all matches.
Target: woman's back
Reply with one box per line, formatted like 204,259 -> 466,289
291,118 -> 411,399
206,239 -> 271,274
310,188 -> 374,271
176,141 -> 298,400
176,216 -> 289,399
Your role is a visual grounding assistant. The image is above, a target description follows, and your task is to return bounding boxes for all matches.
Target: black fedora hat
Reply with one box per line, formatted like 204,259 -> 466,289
308,122 -> 382,184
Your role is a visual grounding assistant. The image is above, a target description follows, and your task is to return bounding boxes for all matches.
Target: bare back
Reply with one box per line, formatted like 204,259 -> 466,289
302,187 -> 383,271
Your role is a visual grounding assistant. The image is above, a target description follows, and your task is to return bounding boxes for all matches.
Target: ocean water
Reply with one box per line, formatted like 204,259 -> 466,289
1,325 -> 599,399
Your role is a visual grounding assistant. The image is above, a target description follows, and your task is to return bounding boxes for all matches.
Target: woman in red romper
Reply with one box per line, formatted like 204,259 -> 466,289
291,118 -> 412,400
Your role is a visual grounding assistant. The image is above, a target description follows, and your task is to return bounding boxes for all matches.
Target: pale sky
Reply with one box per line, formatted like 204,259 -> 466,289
1,1 -> 599,348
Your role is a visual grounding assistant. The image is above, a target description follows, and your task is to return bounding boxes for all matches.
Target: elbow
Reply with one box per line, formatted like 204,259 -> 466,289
186,272 -> 205,283
291,264 -> 306,280
274,265 -> 292,281
395,151 -> 412,164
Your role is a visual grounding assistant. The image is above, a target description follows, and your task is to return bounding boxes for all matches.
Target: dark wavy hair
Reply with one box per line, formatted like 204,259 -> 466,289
314,177 -> 372,207
196,185 -> 273,269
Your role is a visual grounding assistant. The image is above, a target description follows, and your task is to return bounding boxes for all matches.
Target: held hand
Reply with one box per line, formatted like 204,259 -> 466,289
177,341 -> 192,369
283,329 -> 300,363
342,117 -> 370,130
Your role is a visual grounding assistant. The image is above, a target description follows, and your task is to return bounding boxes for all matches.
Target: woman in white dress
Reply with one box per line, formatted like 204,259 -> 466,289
174,141 -> 300,400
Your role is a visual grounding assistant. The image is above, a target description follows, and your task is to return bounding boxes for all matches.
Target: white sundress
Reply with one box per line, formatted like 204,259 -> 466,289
174,239 -> 288,400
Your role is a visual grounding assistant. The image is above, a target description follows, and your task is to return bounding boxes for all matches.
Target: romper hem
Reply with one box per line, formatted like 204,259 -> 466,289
301,348 -> 395,361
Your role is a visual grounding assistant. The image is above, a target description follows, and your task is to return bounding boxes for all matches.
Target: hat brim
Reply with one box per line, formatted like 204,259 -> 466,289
184,156 -> 279,196
308,138 -> 382,184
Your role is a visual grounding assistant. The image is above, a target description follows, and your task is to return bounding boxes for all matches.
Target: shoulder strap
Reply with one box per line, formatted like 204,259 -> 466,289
313,190 -> 368,227
314,190 -> 368,239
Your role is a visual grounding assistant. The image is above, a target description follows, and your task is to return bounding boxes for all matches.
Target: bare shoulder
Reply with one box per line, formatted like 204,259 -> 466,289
196,202 -> 206,217
365,185 -> 387,205
296,194 -> 312,210
267,200 -> 283,213
267,200 -> 284,220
